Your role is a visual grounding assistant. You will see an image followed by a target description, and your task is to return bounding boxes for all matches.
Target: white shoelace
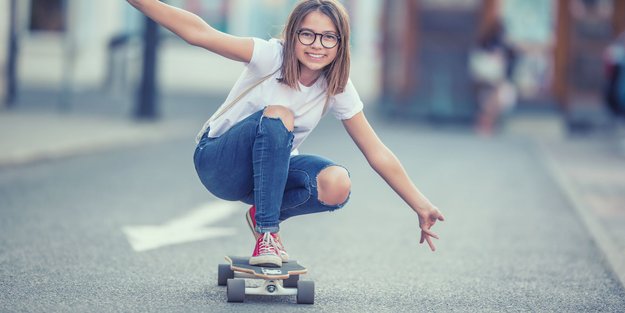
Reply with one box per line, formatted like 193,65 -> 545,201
258,232 -> 280,255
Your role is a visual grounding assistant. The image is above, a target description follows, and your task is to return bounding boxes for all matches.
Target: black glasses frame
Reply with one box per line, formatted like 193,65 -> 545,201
296,29 -> 341,49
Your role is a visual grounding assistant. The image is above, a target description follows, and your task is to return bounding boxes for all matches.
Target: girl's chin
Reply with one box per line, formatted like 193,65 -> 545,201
300,62 -> 328,73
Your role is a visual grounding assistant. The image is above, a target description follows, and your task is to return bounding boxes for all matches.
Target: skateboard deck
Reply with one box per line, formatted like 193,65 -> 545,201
225,256 -> 307,280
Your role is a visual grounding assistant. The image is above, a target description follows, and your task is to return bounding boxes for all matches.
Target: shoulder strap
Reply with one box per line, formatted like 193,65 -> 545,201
200,70 -> 332,142
321,95 -> 330,116
211,71 -> 332,122
208,70 -> 278,123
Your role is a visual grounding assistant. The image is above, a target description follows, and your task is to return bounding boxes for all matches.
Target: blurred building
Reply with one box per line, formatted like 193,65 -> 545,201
558,0 -> 625,130
4,0 -> 624,127
380,0 -> 625,128
380,0 -> 482,121
0,0 -> 382,103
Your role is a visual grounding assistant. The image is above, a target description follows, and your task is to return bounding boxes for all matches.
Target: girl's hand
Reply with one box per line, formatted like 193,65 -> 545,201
417,204 -> 445,251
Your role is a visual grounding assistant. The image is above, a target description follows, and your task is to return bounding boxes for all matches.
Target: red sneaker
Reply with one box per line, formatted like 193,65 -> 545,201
249,232 -> 282,267
246,205 -> 289,262
245,205 -> 261,240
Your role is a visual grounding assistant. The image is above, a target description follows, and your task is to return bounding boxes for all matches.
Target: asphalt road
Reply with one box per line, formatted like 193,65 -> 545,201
1,116 -> 625,312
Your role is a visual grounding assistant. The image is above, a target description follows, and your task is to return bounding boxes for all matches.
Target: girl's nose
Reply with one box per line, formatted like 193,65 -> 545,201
310,36 -> 324,49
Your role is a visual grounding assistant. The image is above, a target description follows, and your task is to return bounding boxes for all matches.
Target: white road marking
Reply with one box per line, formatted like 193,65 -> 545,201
122,201 -> 241,252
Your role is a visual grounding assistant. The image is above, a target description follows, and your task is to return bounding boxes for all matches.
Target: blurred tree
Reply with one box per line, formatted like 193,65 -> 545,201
5,0 -> 18,108
135,15 -> 160,120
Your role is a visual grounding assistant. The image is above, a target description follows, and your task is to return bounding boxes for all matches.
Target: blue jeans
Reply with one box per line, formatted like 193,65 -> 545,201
193,110 -> 350,233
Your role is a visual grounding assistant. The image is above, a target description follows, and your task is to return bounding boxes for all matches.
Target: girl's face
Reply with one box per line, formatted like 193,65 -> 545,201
295,11 -> 339,80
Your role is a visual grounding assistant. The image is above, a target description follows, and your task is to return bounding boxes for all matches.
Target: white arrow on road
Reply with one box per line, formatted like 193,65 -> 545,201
122,201 -> 241,252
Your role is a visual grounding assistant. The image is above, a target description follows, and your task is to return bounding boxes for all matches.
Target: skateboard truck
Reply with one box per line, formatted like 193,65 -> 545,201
239,279 -> 298,296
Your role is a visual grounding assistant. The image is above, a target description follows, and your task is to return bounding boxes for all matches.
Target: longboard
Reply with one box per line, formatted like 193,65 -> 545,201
217,255 -> 314,304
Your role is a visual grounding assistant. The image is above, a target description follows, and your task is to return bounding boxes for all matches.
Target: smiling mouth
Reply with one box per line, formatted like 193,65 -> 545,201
305,52 -> 326,60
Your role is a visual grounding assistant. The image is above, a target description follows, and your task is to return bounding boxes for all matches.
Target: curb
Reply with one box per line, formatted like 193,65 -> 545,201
537,141 -> 625,289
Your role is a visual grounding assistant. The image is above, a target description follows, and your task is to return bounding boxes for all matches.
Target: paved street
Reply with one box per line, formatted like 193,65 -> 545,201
1,108 -> 625,312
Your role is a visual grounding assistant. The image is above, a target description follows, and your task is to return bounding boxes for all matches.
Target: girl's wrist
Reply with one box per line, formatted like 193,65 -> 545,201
413,199 -> 434,215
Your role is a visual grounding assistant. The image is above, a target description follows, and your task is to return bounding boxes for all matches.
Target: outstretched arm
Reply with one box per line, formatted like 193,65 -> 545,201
342,112 -> 445,251
126,0 -> 253,62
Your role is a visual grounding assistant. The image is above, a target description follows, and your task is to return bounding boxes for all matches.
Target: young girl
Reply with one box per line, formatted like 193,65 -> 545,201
128,0 -> 445,267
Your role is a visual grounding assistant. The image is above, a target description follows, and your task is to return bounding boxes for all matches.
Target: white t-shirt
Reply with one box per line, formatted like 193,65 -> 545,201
195,38 -> 364,153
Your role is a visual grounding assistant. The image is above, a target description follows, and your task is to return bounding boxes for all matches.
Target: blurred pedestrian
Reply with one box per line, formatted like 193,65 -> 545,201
128,0 -> 445,267
469,19 -> 517,136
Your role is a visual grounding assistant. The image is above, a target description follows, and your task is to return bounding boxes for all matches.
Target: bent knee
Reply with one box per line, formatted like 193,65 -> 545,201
263,105 -> 294,131
317,166 -> 351,206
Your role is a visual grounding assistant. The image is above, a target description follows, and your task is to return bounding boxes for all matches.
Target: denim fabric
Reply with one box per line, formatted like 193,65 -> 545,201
194,109 -> 350,233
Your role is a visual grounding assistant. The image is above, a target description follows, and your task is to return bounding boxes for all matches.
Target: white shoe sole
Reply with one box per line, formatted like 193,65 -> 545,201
249,254 -> 282,267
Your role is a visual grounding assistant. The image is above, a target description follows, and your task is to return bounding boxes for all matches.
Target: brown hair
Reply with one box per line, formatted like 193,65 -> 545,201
279,0 -> 351,97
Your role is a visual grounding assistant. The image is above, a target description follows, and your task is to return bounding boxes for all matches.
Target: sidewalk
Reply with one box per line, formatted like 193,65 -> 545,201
0,110 -> 193,167
0,87 -> 221,167
540,135 -> 625,287
507,113 -> 625,288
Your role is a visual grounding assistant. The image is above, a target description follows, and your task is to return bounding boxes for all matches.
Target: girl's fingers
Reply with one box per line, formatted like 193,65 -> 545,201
422,228 -> 439,240
419,211 -> 443,250
426,235 -> 436,251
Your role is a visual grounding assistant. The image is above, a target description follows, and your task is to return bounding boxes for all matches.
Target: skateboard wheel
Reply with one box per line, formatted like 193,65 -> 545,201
226,279 -> 245,303
283,275 -> 299,288
296,280 -> 314,304
217,264 -> 234,286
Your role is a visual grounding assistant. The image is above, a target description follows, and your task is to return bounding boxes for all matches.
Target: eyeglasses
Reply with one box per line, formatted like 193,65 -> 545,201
296,29 -> 340,49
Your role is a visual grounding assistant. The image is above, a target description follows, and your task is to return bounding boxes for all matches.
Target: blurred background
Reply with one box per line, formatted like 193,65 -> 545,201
0,0 -> 623,133
1,1 -> 625,310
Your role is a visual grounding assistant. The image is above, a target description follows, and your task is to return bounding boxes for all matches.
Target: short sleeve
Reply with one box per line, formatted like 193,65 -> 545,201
330,78 -> 364,120
247,38 -> 283,76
